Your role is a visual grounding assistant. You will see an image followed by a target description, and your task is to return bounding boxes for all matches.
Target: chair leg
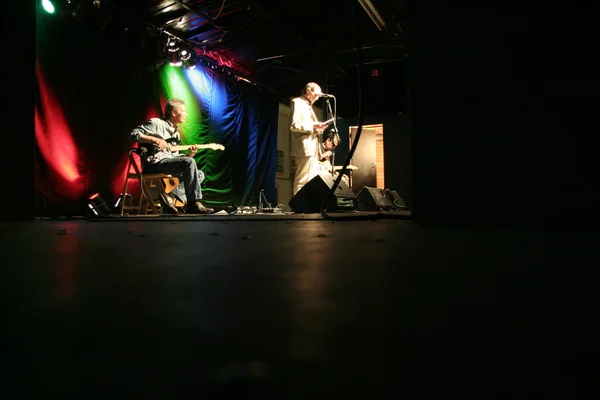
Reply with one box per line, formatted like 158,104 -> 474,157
120,177 -> 130,216
141,178 -> 160,214
137,189 -> 145,214
148,179 -> 162,214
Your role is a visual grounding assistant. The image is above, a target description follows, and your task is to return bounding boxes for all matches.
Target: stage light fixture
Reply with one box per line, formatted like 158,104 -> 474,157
357,0 -> 386,31
169,52 -> 183,67
87,192 -> 111,217
166,38 -> 180,53
179,43 -> 193,61
41,0 -> 55,13
113,193 -> 133,211
183,59 -> 196,70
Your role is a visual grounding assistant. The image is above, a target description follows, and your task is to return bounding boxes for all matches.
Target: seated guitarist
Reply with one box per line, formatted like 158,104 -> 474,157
317,131 -> 349,186
128,98 -> 214,214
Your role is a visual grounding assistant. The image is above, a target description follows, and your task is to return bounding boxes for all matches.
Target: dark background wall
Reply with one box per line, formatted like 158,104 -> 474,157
406,3 -> 600,226
2,0 -> 36,220
329,60 -> 408,118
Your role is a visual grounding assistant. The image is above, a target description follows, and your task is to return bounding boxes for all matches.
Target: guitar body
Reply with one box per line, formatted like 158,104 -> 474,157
317,159 -> 334,176
138,137 -> 179,163
316,159 -> 351,187
161,177 -> 180,194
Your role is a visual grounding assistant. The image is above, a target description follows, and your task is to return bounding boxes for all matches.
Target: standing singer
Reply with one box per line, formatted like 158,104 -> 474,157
290,82 -> 331,195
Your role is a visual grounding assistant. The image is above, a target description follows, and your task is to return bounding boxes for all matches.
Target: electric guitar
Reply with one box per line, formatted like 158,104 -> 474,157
140,137 -> 225,163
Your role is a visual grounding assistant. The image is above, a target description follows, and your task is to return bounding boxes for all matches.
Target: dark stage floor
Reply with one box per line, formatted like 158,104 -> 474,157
102,209 -> 412,221
2,217 -> 597,398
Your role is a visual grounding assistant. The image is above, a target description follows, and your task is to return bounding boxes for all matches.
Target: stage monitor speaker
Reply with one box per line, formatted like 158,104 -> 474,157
289,173 -> 357,213
385,189 -> 408,210
357,187 -> 409,211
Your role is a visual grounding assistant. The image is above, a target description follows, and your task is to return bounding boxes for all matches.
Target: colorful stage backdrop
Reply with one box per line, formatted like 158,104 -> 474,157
34,9 -> 278,215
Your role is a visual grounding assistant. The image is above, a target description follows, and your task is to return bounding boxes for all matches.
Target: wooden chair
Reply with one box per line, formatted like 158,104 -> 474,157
119,148 -> 179,215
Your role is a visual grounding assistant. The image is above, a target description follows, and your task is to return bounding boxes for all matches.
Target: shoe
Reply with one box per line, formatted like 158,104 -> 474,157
185,201 -> 214,214
159,193 -> 178,214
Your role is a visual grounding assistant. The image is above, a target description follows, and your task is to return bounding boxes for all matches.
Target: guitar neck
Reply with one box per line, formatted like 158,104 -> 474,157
167,144 -> 222,152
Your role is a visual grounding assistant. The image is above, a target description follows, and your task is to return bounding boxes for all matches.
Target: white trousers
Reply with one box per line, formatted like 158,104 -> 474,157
293,156 -> 318,195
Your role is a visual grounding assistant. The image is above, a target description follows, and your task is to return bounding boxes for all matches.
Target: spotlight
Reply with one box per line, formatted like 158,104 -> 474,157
179,44 -> 193,61
169,52 -> 182,67
113,193 -> 133,212
87,193 -> 111,217
166,38 -> 180,53
41,0 -> 55,13
183,59 -> 196,70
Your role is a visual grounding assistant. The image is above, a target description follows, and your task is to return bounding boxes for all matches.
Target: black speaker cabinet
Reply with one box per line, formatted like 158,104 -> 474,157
289,173 -> 357,213
385,189 -> 408,209
357,187 -> 409,211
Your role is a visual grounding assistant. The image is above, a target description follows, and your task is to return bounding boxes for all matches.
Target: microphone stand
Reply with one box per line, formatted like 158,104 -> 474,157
325,97 -> 337,176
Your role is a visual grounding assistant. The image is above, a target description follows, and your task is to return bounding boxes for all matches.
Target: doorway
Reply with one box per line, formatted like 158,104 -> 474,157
348,124 -> 384,192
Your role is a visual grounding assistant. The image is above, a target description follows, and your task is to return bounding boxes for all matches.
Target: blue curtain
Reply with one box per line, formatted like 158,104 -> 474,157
185,64 -> 278,207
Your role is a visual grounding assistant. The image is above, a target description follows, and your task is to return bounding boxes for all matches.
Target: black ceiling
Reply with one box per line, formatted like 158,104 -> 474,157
61,0 -> 407,115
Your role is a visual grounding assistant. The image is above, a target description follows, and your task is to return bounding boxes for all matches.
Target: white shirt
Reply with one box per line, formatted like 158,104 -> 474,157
129,118 -> 182,164
290,96 -> 320,158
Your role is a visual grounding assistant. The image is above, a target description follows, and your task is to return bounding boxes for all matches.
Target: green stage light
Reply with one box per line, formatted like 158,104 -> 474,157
41,0 -> 55,14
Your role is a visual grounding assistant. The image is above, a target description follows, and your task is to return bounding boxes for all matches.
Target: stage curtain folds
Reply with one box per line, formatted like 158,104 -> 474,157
34,11 -> 277,214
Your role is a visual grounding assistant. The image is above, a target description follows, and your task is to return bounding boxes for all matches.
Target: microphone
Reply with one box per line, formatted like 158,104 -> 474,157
318,93 -> 335,98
